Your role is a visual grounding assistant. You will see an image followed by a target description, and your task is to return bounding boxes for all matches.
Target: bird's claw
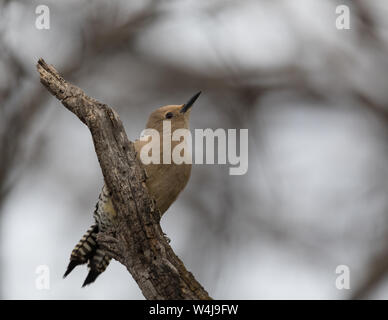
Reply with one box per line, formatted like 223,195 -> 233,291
163,232 -> 171,244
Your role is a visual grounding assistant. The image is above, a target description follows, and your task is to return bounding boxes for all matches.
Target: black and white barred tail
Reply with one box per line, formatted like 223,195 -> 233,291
63,224 -> 112,287
64,185 -> 115,287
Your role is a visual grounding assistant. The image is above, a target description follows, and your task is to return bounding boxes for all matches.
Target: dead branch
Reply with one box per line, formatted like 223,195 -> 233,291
36,58 -> 211,300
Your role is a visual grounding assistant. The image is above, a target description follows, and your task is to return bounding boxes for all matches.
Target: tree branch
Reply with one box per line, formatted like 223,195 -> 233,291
36,58 -> 211,300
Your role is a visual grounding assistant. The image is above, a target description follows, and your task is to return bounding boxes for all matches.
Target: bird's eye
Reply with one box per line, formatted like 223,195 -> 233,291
165,112 -> 173,119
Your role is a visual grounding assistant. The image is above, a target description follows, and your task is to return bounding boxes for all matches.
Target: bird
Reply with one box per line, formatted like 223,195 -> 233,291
63,91 -> 201,287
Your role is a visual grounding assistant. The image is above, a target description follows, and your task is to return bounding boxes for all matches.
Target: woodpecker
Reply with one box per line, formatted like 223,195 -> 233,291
63,92 -> 201,287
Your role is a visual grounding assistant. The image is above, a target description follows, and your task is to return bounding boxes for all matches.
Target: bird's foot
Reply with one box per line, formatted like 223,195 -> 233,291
163,232 -> 171,244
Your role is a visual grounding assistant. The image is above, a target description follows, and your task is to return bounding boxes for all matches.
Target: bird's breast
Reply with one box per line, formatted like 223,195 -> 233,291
134,135 -> 192,215
143,162 -> 191,215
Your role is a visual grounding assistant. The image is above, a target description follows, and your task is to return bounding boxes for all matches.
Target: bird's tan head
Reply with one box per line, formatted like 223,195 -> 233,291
146,92 -> 201,132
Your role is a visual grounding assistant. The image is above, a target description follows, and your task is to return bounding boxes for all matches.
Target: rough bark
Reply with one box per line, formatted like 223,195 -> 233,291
36,58 -> 211,300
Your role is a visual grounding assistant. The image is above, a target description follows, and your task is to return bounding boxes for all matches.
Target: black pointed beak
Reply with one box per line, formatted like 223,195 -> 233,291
180,91 -> 201,113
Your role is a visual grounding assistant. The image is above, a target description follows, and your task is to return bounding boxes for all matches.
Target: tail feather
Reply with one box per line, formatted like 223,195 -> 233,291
64,260 -> 80,278
64,224 -> 112,286
82,269 -> 100,287
63,224 -> 98,278
82,248 -> 111,287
